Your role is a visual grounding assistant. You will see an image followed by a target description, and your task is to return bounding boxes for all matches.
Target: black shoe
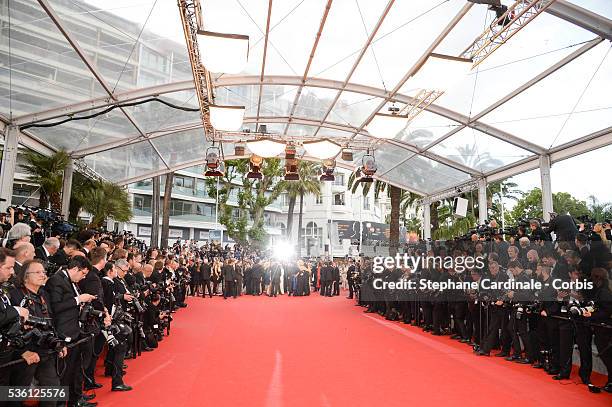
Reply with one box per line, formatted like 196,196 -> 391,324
552,374 -> 570,380
505,355 -> 520,362
142,346 -> 154,352
84,382 -> 103,390
515,358 -> 531,364
547,369 -> 560,376
459,338 -> 471,343
76,400 -> 98,407
602,383 -> 612,393
494,351 -> 509,357
450,334 -> 462,340
111,384 -> 133,392
476,350 -> 490,356
82,394 -> 96,401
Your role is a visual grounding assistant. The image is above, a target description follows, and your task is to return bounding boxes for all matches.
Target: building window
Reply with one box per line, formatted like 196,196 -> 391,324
333,173 -> 344,186
280,193 -> 289,207
174,176 -> 193,189
315,194 -> 323,205
363,197 -> 371,211
333,192 -> 345,206
302,222 -> 323,250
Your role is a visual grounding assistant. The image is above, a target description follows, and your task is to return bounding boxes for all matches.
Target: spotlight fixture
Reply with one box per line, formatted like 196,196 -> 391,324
246,138 -> 286,158
204,146 -> 223,177
284,155 -> 299,181
234,144 -> 245,156
302,138 -> 341,160
209,105 -> 245,132
247,155 -> 263,179
197,30 -> 249,74
358,153 -> 377,183
285,143 -> 297,160
320,159 -> 335,182
341,149 -> 353,161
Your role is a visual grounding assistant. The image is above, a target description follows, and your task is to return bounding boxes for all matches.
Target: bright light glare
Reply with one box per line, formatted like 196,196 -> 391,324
272,241 -> 294,261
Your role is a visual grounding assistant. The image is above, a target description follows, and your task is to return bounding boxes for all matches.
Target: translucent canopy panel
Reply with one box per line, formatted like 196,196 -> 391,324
481,41 -> 611,148
294,87 -> 339,122
85,139 -> 162,182
569,0 -> 612,19
48,0 -> 192,92
305,0 -> 391,81
351,0 -> 467,90
396,111 -> 462,148
151,129 -> 208,167
123,90 -> 200,134
429,128 -> 533,172
285,124 -> 354,139
215,85 -> 299,118
433,13 -> 598,116
0,0 -> 108,117
27,109 -> 138,152
328,92 -> 385,129
383,154 -> 471,195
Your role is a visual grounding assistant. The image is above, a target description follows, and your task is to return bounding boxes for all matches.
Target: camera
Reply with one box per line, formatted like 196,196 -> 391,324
568,300 -> 596,317
79,303 -> 106,326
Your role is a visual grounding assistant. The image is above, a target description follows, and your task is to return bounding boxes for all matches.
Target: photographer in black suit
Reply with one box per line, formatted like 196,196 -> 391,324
545,213 -> 578,244
101,262 -> 132,392
0,248 -> 30,394
200,258 -> 213,298
45,256 -> 104,407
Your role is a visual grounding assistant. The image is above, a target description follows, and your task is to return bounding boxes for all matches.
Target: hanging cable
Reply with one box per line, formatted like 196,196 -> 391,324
19,98 -> 200,131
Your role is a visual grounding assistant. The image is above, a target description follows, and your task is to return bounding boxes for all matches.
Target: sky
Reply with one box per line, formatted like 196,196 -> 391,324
80,0 -> 612,205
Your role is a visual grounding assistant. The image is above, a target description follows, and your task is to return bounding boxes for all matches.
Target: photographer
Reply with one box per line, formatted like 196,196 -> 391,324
529,220 -> 551,242
1,249 -> 30,391
534,265 -> 561,373
8,260 -> 67,404
585,268 -> 612,393
2,222 -> 31,250
34,237 -> 60,269
505,261 -> 534,364
100,262 -> 133,392
45,256 -> 103,407
545,212 -> 578,244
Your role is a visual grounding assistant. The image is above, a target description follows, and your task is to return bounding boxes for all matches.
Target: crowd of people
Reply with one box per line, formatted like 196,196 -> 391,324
357,215 -> 612,394
1,207 -> 610,405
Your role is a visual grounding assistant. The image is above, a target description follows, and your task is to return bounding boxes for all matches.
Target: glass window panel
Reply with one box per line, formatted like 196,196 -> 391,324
85,139 -> 162,182
397,110 -> 462,147
27,109 -> 138,152
383,154 -> 471,194
429,127 -> 533,172
481,41 -> 611,148
0,0 -> 109,117
309,0 -> 389,81
433,13 -> 597,117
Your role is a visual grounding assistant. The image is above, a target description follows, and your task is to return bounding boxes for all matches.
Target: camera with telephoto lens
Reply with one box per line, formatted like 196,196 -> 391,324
0,317 -> 65,352
79,303 -> 106,326
568,300 -> 596,317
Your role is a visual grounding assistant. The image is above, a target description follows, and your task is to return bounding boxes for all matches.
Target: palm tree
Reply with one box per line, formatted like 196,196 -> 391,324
587,195 -> 612,222
283,162 -> 321,255
21,150 -> 69,211
79,180 -> 132,228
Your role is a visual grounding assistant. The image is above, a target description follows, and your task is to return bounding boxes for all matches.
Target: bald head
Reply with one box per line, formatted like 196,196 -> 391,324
15,243 -> 35,263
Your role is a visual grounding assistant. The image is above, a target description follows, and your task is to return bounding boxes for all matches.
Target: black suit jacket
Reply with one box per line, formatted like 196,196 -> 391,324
79,267 -> 105,311
50,249 -> 69,267
200,263 -> 212,280
45,270 -> 80,340
34,246 -> 49,263
101,277 -> 117,312
0,292 -> 19,329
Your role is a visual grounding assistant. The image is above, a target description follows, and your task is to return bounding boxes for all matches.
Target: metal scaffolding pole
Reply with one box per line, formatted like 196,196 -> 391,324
61,159 -> 74,219
540,155 -> 554,222
0,127 -> 18,213
423,200 -> 431,241
151,176 -> 161,248
478,178 -> 488,225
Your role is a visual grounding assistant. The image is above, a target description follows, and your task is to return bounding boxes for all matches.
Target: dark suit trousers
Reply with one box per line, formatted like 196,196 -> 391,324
202,279 -> 213,297
10,355 -> 60,407
84,332 -> 104,385
61,340 -> 85,405
482,306 -> 511,354
106,341 -> 128,387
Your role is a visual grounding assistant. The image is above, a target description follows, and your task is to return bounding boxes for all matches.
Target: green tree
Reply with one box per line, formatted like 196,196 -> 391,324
206,158 -> 286,246
587,195 -> 612,222
79,180 -> 132,228
283,162 -> 321,255
21,150 -> 69,212
509,188 -> 590,223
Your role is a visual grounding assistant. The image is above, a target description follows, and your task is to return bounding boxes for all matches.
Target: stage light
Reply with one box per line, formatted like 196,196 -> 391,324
197,30 -> 249,74
247,138 -> 286,158
272,240 -> 294,261
209,105 -> 245,132
284,156 -> 299,181
341,149 -> 353,161
408,53 -> 472,91
285,143 -> 297,160
247,155 -> 263,179
204,146 -> 223,177
357,153 -> 377,183
302,139 -> 341,159
365,112 -> 409,139
320,159 -> 335,182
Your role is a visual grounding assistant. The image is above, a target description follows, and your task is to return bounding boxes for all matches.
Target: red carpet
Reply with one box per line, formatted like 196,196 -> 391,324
93,294 -> 610,407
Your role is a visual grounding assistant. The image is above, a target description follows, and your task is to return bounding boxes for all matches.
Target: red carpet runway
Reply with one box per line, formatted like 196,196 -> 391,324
93,294 -> 610,407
